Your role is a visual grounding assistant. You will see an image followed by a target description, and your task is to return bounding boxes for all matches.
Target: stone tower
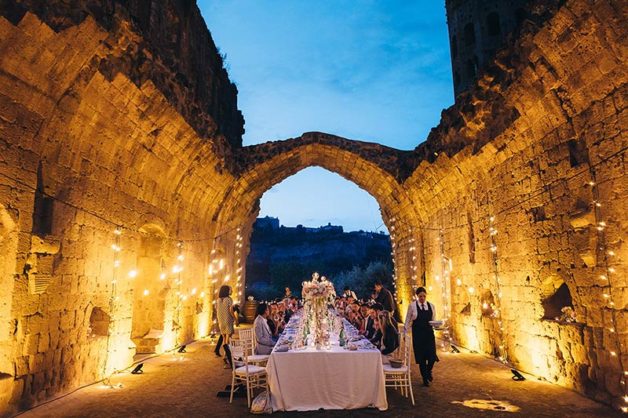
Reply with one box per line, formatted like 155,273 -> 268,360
446,0 -> 530,97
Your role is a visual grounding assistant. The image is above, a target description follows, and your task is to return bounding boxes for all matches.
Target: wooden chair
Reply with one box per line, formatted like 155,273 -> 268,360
238,328 -> 270,365
383,332 -> 415,405
229,339 -> 268,407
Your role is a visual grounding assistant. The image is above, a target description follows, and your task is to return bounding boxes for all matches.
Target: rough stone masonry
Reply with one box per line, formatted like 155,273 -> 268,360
0,0 -> 625,415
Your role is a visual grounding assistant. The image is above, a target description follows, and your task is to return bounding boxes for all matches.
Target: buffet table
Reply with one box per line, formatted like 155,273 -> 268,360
266,313 -> 388,411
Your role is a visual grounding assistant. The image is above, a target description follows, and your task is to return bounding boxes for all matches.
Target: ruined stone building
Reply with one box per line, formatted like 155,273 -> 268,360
0,0 -> 626,415
446,0 -> 531,97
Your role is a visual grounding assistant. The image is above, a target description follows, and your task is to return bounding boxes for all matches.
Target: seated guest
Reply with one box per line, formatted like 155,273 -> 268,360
283,298 -> 294,322
363,307 -> 377,339
267,303 -> 278,337
371,310 -> 399,356
359,303 -> 370,320
254,303 -> 276,355
369,317 -> 381,347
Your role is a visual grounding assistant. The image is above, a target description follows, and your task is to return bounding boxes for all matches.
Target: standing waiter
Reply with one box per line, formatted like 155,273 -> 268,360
404,287 -> 439,386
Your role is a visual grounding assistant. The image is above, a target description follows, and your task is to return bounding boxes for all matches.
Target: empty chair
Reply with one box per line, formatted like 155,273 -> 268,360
229,339 -> 268,407
383,332 -> 415,405
238,328 -> 270,365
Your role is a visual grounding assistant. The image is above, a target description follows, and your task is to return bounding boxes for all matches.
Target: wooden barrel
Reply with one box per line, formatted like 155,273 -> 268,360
243,300 -> 259,323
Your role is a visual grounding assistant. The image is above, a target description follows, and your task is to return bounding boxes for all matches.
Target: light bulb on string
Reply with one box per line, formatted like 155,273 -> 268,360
128,270 -> 138,278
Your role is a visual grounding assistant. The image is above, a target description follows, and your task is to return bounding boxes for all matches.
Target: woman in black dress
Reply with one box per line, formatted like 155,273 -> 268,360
404,287 -> 439,386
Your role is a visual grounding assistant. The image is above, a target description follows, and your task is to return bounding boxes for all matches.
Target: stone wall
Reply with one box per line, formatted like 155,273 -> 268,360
0,9 -> 236,414
3,0 -> 244,149
404,0 -> 626,409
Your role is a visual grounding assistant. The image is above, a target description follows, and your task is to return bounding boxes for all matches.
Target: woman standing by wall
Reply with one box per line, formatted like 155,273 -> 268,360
216,285 -> 238,368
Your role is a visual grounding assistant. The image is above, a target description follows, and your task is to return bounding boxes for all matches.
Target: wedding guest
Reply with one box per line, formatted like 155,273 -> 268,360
358,303 -> 370,333
343,286 -> 357,300
359,303 -> 369,319
404,286 -> 439,387
216,285 -> 238,368
254,303 -> 276,355
372,310 -> 399,356
363,306 -> 378,339
374,280 -> 395,316
268,303 -> 278,337
369,317 -> 381,347
284,287 -> 292,298
283,297 -> 295,322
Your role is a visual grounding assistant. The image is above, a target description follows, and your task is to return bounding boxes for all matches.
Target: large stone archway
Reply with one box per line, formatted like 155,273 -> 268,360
209,132 -> 424,318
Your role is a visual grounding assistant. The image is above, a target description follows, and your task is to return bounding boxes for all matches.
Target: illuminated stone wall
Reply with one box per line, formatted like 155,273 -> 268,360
0,8 -> 237,414
405,0 -> 626,409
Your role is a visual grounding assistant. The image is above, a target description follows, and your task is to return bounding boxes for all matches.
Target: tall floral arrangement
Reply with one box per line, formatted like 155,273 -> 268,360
302,272 -> 336,348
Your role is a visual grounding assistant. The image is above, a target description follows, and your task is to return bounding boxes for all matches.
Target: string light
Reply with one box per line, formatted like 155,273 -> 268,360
488,214 -> 509,365
588,172 -> 626,409
437,228 -> 456,352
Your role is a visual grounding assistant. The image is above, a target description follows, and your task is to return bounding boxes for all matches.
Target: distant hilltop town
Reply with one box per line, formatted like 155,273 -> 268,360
253,216 -> 388,238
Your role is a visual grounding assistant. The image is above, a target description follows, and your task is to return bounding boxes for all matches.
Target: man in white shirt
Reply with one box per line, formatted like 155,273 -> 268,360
403,287 -> 438,387
404,293 -> 436,330
254,303 -> 276,355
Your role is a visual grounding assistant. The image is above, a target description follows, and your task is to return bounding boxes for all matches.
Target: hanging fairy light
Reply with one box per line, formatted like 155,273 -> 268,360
102,226 -> 123,387
173,241 -> 185,349
438,228 -> 455,352
488,214 -> 509,365
588,173 -> 626,409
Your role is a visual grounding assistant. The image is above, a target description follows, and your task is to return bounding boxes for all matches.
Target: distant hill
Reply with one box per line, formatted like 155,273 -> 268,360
245,217 -> 393,300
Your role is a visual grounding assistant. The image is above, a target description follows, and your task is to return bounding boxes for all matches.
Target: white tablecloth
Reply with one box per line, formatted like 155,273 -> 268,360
266,321 -> 388,411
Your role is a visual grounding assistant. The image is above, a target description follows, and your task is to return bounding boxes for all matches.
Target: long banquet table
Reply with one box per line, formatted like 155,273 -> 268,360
265,311 -> 388,411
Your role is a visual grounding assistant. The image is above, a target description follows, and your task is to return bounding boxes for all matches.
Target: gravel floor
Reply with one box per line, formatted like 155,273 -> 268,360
16,337 -> 621,418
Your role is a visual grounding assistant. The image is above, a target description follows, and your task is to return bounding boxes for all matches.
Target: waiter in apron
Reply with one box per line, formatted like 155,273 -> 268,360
404,286 -> 439,387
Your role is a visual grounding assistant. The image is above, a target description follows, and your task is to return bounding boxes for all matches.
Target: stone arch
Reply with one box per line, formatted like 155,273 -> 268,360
131,223 -> 170,354
212,132 -> 423,316
88,306 -> 111,338
540,275 -> 575,322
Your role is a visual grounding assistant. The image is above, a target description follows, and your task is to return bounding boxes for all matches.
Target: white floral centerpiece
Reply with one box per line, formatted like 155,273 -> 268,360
301,272 -> 336,349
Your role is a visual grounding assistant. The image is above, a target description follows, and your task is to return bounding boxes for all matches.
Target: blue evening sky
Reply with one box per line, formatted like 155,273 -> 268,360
199,1 -> 453,231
